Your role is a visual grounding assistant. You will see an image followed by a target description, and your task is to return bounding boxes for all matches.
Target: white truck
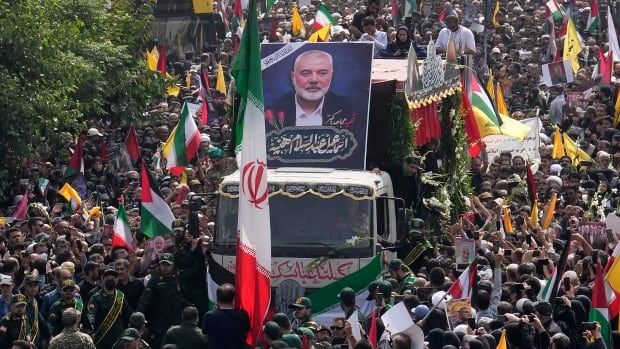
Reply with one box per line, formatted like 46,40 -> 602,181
210,167 -> 404,318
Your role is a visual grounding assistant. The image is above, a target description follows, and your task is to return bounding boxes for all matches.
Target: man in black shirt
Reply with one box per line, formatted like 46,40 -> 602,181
202,284 -> 250,349
115,259 -> 144,311
349,0 -> 381,39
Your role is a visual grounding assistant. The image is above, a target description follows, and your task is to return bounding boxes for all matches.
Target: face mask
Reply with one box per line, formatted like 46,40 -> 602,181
104,280 -> 116,290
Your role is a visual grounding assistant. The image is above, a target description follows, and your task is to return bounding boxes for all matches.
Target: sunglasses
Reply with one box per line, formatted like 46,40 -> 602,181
330,326 -> 344,331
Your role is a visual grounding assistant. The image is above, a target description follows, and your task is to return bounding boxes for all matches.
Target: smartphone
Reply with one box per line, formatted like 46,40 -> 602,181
540,258 -> 550,266
467,317 -> 476,329
504,250 -> 512,257
532,250 -> 541,257
493,243 -> 499,254
582,322 -> 597,331
606,229 -> 614,242
19,179 -> 29,185
525,234 -> 532,245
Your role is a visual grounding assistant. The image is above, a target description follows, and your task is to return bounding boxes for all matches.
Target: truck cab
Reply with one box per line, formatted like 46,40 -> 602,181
211,167 -> 401,315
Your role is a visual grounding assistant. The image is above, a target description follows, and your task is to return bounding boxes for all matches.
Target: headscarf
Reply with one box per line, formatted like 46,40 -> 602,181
394,26 -> 412,51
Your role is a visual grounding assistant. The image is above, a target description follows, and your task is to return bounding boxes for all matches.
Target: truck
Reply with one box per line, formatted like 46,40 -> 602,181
210,167 -> 405,323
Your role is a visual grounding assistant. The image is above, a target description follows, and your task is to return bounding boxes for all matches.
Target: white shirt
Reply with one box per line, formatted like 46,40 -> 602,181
360,30 -> 388,57
295,95 -> 324,126
435,25 -> 476,54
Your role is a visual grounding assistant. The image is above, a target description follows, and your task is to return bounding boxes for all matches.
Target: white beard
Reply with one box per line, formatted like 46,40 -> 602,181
296,88 -> 326,101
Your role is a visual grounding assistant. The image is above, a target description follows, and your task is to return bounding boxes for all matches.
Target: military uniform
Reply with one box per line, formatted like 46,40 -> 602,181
398,272 -> 416,294
203,150 -> 237,193
48,298 -> 85,336
161,323 -> 207,349
0,295 -> 30,348
87,288 -> 132,349
48,328 -> 96,349
137,253 -> 186,348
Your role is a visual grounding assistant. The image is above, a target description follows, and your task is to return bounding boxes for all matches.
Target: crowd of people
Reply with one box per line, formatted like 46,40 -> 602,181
1,0 -> 620,347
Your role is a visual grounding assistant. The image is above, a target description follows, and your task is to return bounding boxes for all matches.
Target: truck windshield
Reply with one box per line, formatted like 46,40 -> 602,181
215,193 -> 373,257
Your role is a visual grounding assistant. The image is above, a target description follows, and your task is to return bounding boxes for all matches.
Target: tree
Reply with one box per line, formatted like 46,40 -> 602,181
0,0 -> 165,203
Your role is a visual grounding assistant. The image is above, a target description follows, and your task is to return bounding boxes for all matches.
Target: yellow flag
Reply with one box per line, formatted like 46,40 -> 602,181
165,73 -> 180,97
88,207 -> 102,220
492,1 -> 500,28
496,83 -> 509,116
308,23 -> 331,42
614,93 -> 620,126
530,200 -> 539,226
215,62 -> 227,95
291,6 -> 304,37
551,126 -> 566,159
606,256 -> 620,293
192,0 -> 213,13
59,183 -> 82,209
486,73 -> 495,103
542,192 -> 557,229
150,46 -> 160,62
180,169 -> 188,185
563,17 -> 582,73
146,50 -> 158,71
497,330 -> 508,349
562,133 -> 592,166
502,206 -> 513,233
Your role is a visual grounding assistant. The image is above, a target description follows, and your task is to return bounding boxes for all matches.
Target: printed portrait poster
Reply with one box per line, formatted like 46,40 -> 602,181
455,238 -> 475,271
542,60 -> 574,87
445,298 -> 472,330
261,42 -> 374,169
579,221 -> 606,250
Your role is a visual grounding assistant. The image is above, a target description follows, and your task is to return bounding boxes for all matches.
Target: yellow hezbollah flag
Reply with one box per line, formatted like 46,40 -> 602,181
486,72 -> 495,103
530,200 -> 539,226
552,126 -> 566,159
563,16 -> 582,73
215,62 -> 227,96
192,0 -> 213,14
563,132 -> 592,166
502,206 -> 513,233
496,83 -> 509,116
165,73 -> 180,97
606,255 -> 620,293
308,23 -> 331,42
146,50 -> 158,71
492,1 -> 501,28
59,183 -> 82,211
291,6 -> 304,37
497,330 -> 508,349
542,192 -> 557,229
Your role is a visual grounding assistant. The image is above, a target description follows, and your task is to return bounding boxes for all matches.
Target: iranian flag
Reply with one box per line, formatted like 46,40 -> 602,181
545,0 -> 564,22
162,102 -> 201,174
590,265 -> 611,348
140,161 -> 175,238
312,4 -> 337,30
448,262 -> 476,299
586,0 -> 599,32
112,205 -> 134,253
231,0 -> 272,345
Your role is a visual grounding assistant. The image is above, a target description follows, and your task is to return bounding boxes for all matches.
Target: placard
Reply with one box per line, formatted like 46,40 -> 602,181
261,43 -> 373,169
542,60 -> 574,86
483,117 -> 542,172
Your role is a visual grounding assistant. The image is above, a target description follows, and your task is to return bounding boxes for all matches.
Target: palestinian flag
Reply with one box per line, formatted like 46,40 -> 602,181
545,0 -> 564,21
112,205 -> 134,253
65,136 -> 84,177
591,265 -> 611,348
586,0 -> 599,32
312,4 -> 337,30
140,161 -> 175,238
207,256 -> 236,310
162,103 -> 201,174
539,230 -> 570,304
448,261 -> 476,299
467,74 -> 531,140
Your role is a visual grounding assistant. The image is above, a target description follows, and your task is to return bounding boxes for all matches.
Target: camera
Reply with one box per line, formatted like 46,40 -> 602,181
582,322 -> 597,331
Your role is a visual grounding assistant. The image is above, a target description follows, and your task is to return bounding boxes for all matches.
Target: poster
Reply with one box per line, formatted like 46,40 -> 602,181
455,238 -> 475,270
445,298 -> 472,330
579,221 -> 606,250
261,42 -> 373,169
542,60 -> 574,86
483,117 -> 542,172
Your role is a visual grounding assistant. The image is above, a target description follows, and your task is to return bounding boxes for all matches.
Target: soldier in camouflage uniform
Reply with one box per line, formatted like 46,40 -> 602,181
47,280 -> 85,336
0,294 -> 31,348
387,259 -> 415,294
22,274 -> 50,348
48,308 -> 96,349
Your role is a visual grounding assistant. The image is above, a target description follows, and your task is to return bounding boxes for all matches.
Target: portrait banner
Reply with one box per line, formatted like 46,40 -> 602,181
483,117 -> 542,172
261,42 -> 374,169
542,60 -> 574,86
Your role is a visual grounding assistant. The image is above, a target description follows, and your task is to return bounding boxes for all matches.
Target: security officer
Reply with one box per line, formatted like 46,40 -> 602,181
47,280 -> 85,336
288,297 -> 314,329
137,253 -> 186,348
87,267 -> 133,349
0,294 -> 30,347
387,259 -> 415,294
22,275 -> 50,348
